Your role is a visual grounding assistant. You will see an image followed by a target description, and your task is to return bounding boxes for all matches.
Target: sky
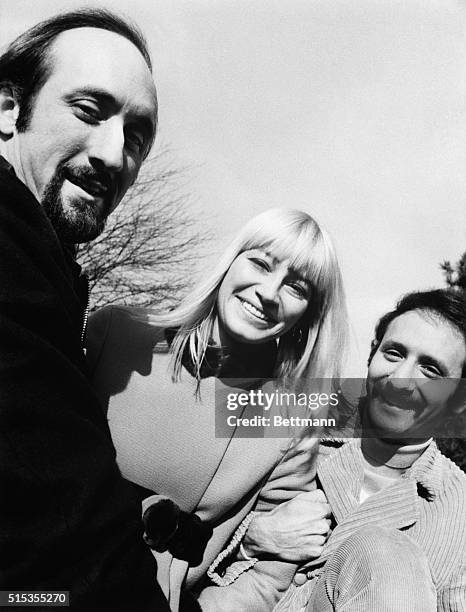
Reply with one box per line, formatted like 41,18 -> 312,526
1,0 -> 465,375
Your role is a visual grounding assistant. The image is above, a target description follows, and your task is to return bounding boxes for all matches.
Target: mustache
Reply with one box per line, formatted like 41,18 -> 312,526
372,381 -> 420,411
59,163 -> 115,204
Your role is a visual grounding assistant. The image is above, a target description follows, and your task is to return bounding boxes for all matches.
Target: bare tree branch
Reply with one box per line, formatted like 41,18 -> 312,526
77,148 -> 209,311
440,253 -> 466,291
438,250 -> 466,471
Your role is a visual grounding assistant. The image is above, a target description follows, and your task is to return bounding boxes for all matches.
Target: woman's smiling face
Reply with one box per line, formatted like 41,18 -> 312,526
215,249 -> 311,346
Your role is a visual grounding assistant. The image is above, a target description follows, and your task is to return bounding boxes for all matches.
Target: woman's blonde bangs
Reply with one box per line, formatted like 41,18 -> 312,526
239,210 -> 331,291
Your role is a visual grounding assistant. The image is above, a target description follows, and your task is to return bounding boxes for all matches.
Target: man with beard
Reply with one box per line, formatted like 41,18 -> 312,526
0,9 -> 170,611
208,289 -> 466,611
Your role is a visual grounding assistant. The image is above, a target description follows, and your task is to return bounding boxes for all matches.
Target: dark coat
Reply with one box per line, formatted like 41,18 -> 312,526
0,158 -> 169,611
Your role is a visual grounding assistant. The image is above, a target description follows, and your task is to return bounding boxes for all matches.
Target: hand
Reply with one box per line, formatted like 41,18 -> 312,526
243,490 -> 331,563
142,497 -> 212,565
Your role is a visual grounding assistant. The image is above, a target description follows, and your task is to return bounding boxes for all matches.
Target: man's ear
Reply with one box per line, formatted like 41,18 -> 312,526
450,378 -> 466,416
451,401 -> 466,416
0,87 -> 20,137
367,339 -> 378,367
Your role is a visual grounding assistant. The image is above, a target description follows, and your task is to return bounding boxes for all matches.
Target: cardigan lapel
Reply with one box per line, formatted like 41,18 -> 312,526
317,440 -> 363,523
309,439 -> 420,570
318,477 -> 419,566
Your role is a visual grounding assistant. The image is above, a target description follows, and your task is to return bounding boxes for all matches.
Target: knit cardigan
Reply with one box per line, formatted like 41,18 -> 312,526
273,439 -> 466,611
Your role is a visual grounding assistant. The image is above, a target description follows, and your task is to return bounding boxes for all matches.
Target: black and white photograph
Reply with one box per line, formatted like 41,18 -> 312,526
0,1 -> 465,610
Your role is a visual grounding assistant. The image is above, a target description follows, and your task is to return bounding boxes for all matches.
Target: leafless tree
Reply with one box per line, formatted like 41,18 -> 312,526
440,251 -> 466,291
77,149 -> 208,312
437,250 -> 466,471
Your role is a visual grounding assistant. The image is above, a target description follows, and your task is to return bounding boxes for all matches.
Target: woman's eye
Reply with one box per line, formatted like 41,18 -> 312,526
250,258 -> 270,271
287,282 -> 307,298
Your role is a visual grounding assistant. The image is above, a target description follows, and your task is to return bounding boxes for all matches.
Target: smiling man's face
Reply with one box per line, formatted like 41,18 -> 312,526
14,27 -> 157,243
366,309 -> 466,441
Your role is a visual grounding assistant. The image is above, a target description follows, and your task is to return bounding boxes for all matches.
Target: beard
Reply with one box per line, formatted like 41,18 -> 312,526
41,163 -> 112,244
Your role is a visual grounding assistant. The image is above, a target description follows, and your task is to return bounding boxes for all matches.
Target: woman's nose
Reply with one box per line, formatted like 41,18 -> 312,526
256,276 -> 281,304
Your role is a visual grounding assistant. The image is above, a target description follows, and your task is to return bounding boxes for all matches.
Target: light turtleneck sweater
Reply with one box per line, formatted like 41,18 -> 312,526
274,438 -> 466,612
359,437 -> 432,502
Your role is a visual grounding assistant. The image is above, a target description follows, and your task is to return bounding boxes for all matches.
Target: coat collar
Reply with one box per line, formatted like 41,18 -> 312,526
317,439 -> 363,522
314,471 -> 420,569
0,155 -> 15,175
405,440 -> 444,500
318,438 -> 444,506
164,328 -> 277,379
320,392 -> 447,504
298,438 -> 446,574
318,438 -> 421,520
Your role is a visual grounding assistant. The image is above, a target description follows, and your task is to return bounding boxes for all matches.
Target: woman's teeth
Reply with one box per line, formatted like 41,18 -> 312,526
241,299 -> 268,321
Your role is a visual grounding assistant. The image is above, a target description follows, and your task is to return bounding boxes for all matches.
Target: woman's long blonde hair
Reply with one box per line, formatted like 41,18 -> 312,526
147,208 -> 348,385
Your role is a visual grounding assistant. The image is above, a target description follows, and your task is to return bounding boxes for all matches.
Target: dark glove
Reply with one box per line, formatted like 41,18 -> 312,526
142,497 -> 213,566
179,589 -> 203,612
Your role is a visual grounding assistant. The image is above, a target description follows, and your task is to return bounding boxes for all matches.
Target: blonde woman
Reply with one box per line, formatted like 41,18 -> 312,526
86,208 -> 348,611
